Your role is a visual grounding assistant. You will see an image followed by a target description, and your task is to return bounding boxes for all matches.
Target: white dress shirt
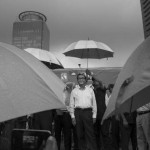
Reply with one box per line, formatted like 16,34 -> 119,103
69,85 -> 97,119
105,93 -> 111,107
57,82 -> 76,114
137,103 -> 150,112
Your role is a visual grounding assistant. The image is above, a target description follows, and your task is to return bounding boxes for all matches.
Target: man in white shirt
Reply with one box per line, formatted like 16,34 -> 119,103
69,72 -> 97,150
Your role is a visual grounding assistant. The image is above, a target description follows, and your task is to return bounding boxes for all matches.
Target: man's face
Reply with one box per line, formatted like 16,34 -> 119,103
77,74 -> 87,86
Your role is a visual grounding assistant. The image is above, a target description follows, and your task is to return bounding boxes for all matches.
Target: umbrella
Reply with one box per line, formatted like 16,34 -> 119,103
63,40 -> 114,68
0,42 -> 66,122
102,36 -> 150,122
24,48 -> 64,69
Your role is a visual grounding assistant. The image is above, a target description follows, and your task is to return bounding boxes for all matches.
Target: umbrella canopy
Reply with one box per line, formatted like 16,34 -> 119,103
24,48 -> 64,69
0,42 -> 66,122
102,36 -> 150,122
63,40 -> 114,68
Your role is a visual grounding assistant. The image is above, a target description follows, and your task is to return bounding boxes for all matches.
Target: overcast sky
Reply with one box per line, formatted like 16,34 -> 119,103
0,0 -> 144,68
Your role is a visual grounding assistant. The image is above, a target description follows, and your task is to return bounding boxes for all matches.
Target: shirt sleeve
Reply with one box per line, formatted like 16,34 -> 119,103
105,93 -> 110,107
145,103 -> 150,110
92,89 -> 97,118
69,90 -> 75,118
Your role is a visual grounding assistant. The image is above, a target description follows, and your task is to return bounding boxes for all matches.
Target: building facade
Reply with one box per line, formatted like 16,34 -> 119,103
140,0 -> 150,38
12,11 -> 50,50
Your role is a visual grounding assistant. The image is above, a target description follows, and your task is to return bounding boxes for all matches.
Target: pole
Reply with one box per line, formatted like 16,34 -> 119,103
87,58 -> 88,68
87,49 -> 89,68
87,38 -> 90,69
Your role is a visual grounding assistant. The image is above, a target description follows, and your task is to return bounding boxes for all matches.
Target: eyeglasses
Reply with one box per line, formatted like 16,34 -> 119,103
78,77 -> 86,80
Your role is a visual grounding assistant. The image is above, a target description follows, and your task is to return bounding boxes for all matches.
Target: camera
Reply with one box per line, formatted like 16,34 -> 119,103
11,129 -> 51,150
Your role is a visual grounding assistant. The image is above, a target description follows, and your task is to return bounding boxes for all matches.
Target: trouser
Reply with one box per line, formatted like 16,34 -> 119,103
72,125 -> 79,150
54,112 -> 72,150
94,119 -> 102,150
75,108 -> 97,150
120,122 -> 137,150
136,113 -> 150,150
33,110 -> 53,132
102,116 -> 120,150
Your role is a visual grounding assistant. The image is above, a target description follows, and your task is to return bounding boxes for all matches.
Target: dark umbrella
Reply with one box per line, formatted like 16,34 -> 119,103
63,40 -> 114,68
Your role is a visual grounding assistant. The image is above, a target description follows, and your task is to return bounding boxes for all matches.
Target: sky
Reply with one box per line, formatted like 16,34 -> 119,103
0,0 -> 144,68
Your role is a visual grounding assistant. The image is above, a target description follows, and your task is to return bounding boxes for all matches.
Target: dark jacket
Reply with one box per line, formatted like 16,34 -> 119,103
94,86 -> 107,121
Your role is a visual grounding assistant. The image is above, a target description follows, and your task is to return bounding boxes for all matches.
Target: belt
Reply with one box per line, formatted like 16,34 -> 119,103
137,110 -> 150,115
75,107 -> 92,111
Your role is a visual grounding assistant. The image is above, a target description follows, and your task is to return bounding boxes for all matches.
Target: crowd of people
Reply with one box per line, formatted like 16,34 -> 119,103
0,71 -> 150,150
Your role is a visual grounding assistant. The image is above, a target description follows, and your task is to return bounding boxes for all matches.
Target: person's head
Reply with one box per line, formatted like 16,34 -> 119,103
77,72 -> 87,87
108,84 -> 114,93
92,77 -> 102,88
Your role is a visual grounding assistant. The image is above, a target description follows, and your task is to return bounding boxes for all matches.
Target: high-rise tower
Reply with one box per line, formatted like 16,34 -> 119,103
12,11 -> 50,50
140,0 -> 150,38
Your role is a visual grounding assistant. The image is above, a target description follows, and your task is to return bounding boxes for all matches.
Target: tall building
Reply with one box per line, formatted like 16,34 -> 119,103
140,0 -> 150,38
12,11 -> 50,50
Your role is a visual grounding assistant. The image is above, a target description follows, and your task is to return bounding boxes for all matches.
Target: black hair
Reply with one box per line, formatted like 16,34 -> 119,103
108,84 -> 114,90
92,77 -> 96,81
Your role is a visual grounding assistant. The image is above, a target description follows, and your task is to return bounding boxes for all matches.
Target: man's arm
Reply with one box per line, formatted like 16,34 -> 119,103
69,90 -> 76,126
69,90 -> 75,118
120,113 -> 128,126
92,89 -> 97,119
145,103 -> 150,110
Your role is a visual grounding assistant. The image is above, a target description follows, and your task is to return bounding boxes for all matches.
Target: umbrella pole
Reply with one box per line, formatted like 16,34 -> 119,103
87,49 -> 89,69
87,58 -> 88,68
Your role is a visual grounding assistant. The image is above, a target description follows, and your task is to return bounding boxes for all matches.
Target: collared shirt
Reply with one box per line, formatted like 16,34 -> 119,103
57,83 -> 75,114
69,85 -> 97,119
57,91 -> 70,113
137,103 -> 150,112
105,93 -> 111,107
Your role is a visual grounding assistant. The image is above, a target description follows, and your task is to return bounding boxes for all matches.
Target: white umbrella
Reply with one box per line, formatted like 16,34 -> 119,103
102,36 -> 150,122
24,48 -> 64,69
63,40 -> 114,68
0,42 -> 66,122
